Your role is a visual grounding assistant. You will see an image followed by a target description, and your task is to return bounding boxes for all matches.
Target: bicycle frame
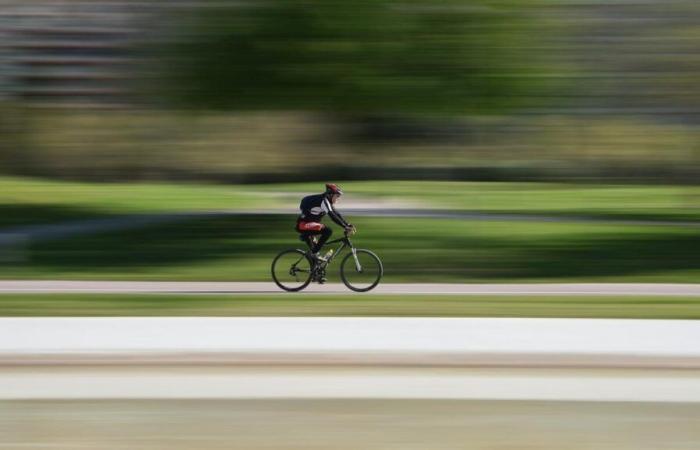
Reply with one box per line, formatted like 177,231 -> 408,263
274,230 -> 380,291
313,233 -> 362,272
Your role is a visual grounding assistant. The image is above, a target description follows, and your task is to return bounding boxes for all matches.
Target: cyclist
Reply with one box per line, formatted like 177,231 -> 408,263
297,183 -> 355,263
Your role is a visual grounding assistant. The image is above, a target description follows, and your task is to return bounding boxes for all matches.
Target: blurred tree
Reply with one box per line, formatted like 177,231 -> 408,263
157,0 -> 551,116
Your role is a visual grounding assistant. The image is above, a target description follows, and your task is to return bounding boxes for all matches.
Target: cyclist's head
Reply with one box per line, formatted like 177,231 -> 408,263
325,183 -> 343,201
325,183 -> 343,196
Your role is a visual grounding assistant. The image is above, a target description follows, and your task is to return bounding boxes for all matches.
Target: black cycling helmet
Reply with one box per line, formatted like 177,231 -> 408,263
325,183 -> 343,196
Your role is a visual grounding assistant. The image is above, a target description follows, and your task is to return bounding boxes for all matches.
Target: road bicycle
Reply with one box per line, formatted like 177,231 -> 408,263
271,230 -> 383,292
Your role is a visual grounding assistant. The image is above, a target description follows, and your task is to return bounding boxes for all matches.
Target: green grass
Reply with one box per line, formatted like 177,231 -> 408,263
2,293 -> 700,318
0,176 -> 281,227
1,177 -> 698,228
2,215 -> 698,282
1,177 -> 697,284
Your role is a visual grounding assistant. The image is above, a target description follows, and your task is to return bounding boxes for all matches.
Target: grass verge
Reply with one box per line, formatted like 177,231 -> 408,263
2,215 -> 698,282
2,293 -> 700,318
1,177 -> 699,228
0,176 -> 280,227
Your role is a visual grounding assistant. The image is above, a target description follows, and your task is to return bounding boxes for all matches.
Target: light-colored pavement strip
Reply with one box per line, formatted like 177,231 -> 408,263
2,317 -> 698,363
4,317 -> 698,355
2,317 -> 700,401
2,366 -> 700,402
5,399 -> 700,450
0,281 -> 699,295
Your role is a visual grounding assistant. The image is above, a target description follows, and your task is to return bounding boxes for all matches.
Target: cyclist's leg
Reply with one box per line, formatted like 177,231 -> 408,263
312,227 -> 332,253
304,233 -> 314,249
297,221 -> 326,253
299,231 -> 317,250
297,223 -> 333,284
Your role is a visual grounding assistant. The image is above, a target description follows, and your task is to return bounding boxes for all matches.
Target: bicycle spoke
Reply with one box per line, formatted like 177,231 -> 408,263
272,249 -> 313,291
340,249 -> 383,292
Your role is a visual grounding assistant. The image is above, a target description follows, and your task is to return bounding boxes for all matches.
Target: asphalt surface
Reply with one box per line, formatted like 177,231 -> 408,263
0,281 -> 699,295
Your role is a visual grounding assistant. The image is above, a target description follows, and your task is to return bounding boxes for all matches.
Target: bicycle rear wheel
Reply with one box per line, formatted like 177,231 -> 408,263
340,249 -> 383,292
271,249 -> 313,292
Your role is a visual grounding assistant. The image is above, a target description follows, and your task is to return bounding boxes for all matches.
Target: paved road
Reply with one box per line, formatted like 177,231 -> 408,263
5,399 -> 700,450
3,366 -> 700,403
0,280 -> 699,295
3,317 -> 700,369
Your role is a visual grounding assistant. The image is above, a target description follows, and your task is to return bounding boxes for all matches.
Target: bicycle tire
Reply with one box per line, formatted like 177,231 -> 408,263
340,249 -> 383,292
271,248 -> 313,292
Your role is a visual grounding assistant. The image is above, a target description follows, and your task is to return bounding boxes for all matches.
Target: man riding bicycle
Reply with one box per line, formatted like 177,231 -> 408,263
297,183 -> 356,264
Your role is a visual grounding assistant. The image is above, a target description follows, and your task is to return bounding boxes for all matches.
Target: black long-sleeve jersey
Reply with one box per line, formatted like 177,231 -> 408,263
298,193 -> 350,228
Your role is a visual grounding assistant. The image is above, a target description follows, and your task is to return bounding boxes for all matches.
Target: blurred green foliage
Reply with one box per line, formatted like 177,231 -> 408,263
2,1 -> 700,184
3,110 -> 698,183
159,0 -> 550,114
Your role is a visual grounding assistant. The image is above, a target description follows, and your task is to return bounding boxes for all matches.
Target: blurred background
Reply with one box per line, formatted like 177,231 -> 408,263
0,0 -> 699,183
0,0 -> 700,184
1,2 -> 700,449
0,0 -> 697,284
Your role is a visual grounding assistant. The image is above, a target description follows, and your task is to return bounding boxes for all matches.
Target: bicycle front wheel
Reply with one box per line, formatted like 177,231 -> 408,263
271,249 -> 313,292
340,249 -> 383,292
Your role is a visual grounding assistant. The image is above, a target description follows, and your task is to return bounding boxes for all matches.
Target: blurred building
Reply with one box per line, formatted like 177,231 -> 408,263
542,1 -> 700,123
0,0 -> 159,107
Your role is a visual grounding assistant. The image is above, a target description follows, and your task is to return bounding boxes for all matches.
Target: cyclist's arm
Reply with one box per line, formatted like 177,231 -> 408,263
322,198 -> 351,228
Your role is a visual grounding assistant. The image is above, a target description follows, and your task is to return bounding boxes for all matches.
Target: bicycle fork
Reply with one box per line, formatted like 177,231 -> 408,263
351,248 -> 363,273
